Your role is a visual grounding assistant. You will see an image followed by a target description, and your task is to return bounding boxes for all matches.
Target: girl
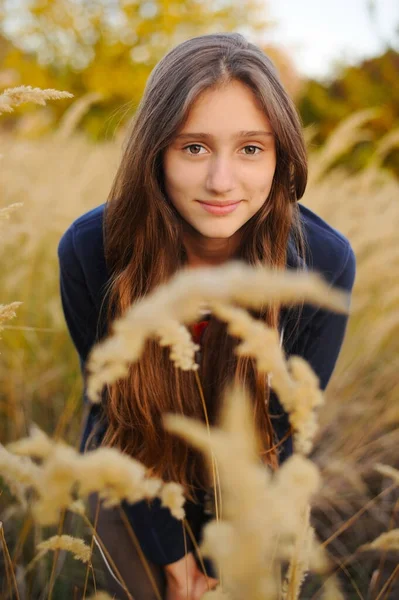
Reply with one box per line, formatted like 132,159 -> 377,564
58,32 -> 356,600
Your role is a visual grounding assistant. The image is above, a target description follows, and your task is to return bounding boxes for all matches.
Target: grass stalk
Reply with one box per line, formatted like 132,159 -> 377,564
83,496 -> 101,599
47,507 -> 66,600
80,511 -> 133,600
0,520 -> 21,600
194,368 -> 223,588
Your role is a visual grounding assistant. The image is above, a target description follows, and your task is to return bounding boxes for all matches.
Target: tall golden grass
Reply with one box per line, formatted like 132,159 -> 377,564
0,86 -> 398,599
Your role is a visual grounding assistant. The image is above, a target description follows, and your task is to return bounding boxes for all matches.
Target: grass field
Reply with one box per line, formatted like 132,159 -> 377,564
0,93 -> 398,599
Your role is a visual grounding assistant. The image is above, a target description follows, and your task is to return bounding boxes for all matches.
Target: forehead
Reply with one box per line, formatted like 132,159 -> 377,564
180,80 -> 272,133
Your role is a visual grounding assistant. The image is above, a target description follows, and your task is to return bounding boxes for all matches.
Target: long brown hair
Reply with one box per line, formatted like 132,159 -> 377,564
91,32 -> 309,503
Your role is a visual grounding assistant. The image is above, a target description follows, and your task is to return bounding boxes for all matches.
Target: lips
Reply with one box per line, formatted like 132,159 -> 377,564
197,200 -> 242,215
198,200 -> 241,207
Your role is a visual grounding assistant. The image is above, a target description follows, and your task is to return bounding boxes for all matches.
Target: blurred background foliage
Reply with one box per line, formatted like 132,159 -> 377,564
299,48 -> 399,175
0,0 -> 397,177
0,0 -> 270,138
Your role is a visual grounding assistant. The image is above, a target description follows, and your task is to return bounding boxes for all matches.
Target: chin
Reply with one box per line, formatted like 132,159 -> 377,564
192,220 -> 241,235
197,228 -> 238,239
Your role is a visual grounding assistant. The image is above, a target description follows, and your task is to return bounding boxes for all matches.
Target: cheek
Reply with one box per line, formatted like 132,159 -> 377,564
246,167 -> 275,207
166,177 -> 186,201
252,167 -> 275,194
165,163 -> 199,200
163,156 -> 181,196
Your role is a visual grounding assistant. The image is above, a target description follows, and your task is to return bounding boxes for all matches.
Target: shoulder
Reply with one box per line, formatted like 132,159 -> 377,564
57,203 -> 108,304
58,203 -> 105,264
281,203 -> 357,357
298,202 -> 356,292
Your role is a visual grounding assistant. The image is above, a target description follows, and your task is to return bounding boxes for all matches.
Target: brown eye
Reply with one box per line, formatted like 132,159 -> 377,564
184,144 -> 205,155
242,145 -> 262,155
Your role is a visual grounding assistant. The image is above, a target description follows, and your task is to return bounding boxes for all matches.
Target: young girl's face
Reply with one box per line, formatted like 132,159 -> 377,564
163,79 -> 277,241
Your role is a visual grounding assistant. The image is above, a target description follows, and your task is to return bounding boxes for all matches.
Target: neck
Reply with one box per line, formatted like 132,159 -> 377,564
183,228 -> 242,269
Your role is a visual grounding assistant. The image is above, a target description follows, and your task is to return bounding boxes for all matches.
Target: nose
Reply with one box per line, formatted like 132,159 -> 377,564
205,155 -> 236,195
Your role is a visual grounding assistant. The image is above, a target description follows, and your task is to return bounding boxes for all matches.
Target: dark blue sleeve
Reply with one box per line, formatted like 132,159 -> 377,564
271,241 -> 356,463
57,225 -> 203,566
122,496 -> 205,566
58,226 -> 99,366
290,240 -> 356,392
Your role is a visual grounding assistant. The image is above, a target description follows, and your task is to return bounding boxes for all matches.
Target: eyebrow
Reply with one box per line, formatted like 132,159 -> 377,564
175,130 -> 273,140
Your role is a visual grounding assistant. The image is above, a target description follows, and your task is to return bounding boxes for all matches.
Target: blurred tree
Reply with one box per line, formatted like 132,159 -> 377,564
298,0 -> 399,176
0,0 -> 274,139
298,49 -> 399,176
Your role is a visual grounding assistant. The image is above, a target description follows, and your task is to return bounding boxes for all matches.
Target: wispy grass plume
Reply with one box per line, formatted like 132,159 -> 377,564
0,85 -> 73,114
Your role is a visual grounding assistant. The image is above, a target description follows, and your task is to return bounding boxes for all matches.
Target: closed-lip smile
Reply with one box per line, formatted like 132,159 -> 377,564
197,200 -> 242,216
197,200 -> 241,206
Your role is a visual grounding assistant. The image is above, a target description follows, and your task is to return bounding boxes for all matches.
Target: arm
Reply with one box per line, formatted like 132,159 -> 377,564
57,225 -> 204,566
58,227 -> 99,367
290,241 -> 357,392
120,497 -> 199,565
272,241 -> 356,462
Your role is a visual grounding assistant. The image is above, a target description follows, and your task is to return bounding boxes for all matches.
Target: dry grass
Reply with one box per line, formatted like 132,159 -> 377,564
0,85 -> 73,114
0,89 -> 398,598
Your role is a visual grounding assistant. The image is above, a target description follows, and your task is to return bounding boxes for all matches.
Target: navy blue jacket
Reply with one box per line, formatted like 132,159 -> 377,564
57,201 -> 356,571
